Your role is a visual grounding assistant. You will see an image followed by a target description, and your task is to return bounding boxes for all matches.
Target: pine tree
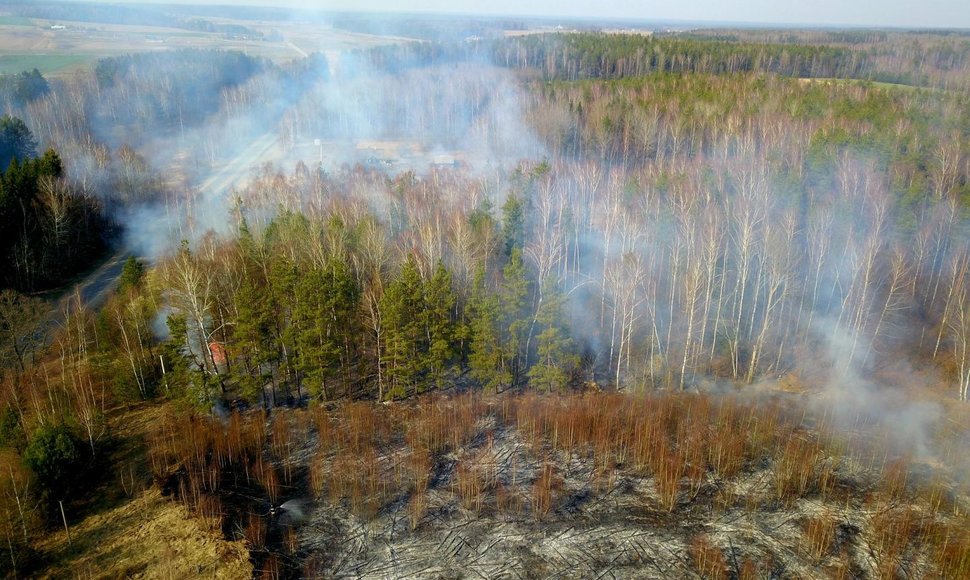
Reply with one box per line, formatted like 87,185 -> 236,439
162,313 -> 212,409
423,262 -> 457,389
324,257 -> 360,395
294,267 -> 329,401
528,281 -> 579,391
467,250 -> 534,392
36,149 -> 62,178
501,248 -> 532,385
501,194 -> 524,256
118,256 -> 146,293
234,270 -> 273,404
468,266 -> 509,392
232,217 -> 274,404
293,258 -> 360,401
0,116 -> 36,169
268,255 -> 299,402
380,256 -> 426,399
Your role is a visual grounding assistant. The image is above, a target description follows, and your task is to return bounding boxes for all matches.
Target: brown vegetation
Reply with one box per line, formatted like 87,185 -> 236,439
690,534 -> 728,580
133,390 -> 970,577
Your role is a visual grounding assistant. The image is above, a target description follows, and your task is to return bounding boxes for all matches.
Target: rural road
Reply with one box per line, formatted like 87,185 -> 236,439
26,131 -> 280,355
196,131 -> 279,197
64,251 -> 130,310
23,251 -> 129,361
287,40 -> 309,58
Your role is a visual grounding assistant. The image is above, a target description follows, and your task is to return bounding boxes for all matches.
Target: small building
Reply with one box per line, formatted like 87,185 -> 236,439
431,154 -> 458,168
356,140 -> 401,160
208,341 -> 228,372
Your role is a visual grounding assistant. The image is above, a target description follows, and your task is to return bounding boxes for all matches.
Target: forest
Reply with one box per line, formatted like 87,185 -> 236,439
0,23 -> 968,578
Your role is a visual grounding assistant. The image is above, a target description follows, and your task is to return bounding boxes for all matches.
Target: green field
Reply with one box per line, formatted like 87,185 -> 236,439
799,76 -> 934,93
0,54 -> 96,75
0,15 -> 34,27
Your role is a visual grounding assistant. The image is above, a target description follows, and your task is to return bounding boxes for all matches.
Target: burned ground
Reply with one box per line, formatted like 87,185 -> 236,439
146,391 -> 970,579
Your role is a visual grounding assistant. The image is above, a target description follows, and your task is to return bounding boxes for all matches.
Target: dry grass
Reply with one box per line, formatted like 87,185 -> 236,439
773,435 -> 821,505
406,393 -> 486,454
254,459 -> 280,505
455,460 -> 488,514
406,448 -> 433,493
408,490 -> 428,530
531,462 -> 562,520
136,390 -> 970,578
690,534 -> 728,580
37,487 -> 251,579
259,554 -> 282,580
804,511 -> 837,563
707,400 -> 747,479
932,517 -> 970,577
882,457 -> 910,502
244,511 -> 267,550
738,558 -> 764,580
871,506 -> 917,579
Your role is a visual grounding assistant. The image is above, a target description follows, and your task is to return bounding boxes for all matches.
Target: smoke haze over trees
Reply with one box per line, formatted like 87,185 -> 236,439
0,11 -> 969,577
108,32 -> 970,406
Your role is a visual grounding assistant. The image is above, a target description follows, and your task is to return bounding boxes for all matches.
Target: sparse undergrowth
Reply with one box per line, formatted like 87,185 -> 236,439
146,390 -> 970,578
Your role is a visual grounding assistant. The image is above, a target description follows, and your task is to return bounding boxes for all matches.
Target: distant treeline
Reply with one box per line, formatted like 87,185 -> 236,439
330,13 -> 528,42
527,74 -> 970,200
685,28 -> 970,45
486,33 -> 970,88
1,0 -> 179,27
491,34 -> 868,79
355,32 -> 970,91
93,50 -> 265,129
1,1 -> 266,39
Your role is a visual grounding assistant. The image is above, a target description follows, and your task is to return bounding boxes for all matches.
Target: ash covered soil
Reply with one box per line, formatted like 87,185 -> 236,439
189,392 -> 970,579
299,422 -> 711,579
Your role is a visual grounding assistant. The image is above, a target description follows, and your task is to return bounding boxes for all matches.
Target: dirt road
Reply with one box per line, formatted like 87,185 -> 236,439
196,131 -> 279,197
23,132 -> 280,358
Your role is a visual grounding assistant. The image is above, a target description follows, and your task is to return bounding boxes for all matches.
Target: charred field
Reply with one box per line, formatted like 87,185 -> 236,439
147,391 -> 970,578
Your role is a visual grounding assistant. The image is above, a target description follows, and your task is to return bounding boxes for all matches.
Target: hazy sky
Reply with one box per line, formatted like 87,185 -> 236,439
107,0 -> 970,29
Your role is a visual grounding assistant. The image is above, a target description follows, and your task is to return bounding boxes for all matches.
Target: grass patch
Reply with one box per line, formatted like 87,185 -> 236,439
798,76 -> 936,92
35,401 -> 251,578
0,15 -> 33,27
37,487 -> 252,579
0,54 -> 96,75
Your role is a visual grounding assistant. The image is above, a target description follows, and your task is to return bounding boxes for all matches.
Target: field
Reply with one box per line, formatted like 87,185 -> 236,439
0,15 -> 33,27
33,402 -> 252,579
39,487 -> 252,579
0,16 -> 410,77
0,54 -> 95,75
797,77 -> 932,92
144,392 -> 970,578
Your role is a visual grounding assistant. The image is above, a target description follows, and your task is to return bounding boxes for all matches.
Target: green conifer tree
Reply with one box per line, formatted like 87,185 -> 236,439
380,256 -> 426,399
423,262 -> 457,389
528,281 -> 579,391
468,266 -> 509,391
